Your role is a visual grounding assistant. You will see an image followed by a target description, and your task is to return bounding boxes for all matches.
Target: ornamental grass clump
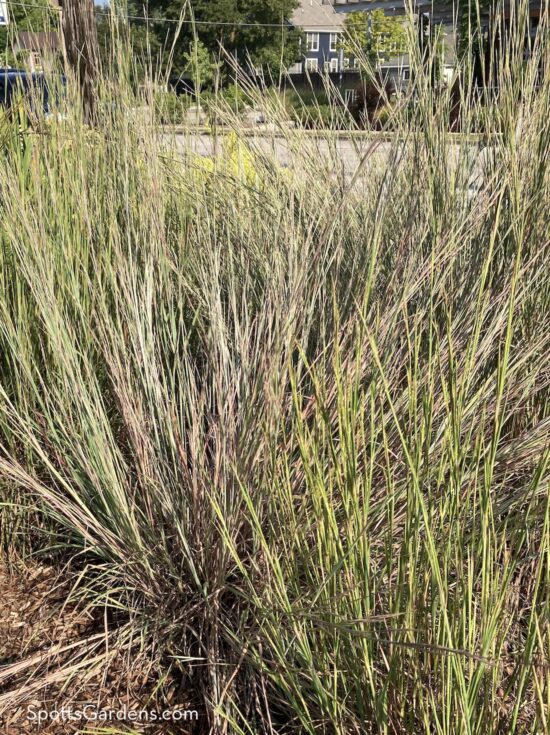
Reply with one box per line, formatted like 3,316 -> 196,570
0,2 -> 549,733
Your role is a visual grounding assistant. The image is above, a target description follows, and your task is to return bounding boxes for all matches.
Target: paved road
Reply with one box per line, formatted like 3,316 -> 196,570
170,132 -> 404,177
173,131 -> 386,171
166,131 -> 490,190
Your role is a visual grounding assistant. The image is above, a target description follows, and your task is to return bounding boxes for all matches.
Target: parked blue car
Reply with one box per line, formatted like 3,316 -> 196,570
0,69 -> 66,116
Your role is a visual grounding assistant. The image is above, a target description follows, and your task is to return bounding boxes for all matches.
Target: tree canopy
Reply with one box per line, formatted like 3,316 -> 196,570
340,9 -> 408,66
458,0 -> 492,54
109,0 -> 301,79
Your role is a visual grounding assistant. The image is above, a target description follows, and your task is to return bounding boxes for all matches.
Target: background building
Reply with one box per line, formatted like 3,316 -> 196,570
289,0 -> 361,102
290,0 -> 458,95
13,30 -> 60,72
290,0 -> 347,75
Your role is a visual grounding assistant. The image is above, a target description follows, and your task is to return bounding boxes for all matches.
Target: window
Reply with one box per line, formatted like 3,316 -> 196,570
287,62 -> 303,75
342,57 -> 350,70
330,33 -> 339,52
306,33 -> 319,52
305,58 -> 319,72
330,57 -> 339,73
30,52 -> 43,72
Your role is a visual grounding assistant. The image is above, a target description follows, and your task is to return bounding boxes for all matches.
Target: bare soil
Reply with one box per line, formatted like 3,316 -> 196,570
0,564 -> 197,734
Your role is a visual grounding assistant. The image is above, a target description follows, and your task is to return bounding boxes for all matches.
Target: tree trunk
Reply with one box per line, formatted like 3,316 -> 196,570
61,0 -> 100,124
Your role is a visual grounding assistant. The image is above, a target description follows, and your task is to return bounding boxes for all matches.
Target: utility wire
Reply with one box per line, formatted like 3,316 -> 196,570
5,1 -> 347,28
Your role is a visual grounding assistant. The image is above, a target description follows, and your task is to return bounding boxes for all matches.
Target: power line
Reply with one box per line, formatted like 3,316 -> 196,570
5,1 -> 348,29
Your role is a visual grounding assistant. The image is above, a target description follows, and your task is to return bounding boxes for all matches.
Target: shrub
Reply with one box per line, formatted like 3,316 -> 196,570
290,102 -> 333,129
351,72 -> 397,128
154,89 -> 190,124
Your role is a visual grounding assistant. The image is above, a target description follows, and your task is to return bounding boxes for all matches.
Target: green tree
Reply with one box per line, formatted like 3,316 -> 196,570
136,0 -> 301,77
182,39 -> 221,88
341,9 -> 407,65
96,2 -> 162,79
456,0 -> 496,88
458,0 -> 492,55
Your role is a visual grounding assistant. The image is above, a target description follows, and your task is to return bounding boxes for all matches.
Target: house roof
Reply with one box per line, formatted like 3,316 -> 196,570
330,1 -> 458,20
330,1 -> 546,21
15,32 -> 60,52
292,0 -> 345,32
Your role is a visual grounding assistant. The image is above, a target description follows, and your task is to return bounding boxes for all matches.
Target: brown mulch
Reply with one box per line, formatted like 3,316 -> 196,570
0,564 -> 200,734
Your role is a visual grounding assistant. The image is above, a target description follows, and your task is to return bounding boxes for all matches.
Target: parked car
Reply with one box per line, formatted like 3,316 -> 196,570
0,69 -> 66,119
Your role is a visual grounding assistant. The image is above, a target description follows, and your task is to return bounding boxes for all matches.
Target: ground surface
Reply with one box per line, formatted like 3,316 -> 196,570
168,131 -> 488,191
0,565 -> 196,734
175,131 -> 404,177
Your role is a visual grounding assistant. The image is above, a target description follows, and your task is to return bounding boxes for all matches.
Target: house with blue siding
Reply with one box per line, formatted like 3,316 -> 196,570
290,0 -> 347,74
289,0 -> 361,101
290,2 -> 546,95
288,1 -> 448,92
